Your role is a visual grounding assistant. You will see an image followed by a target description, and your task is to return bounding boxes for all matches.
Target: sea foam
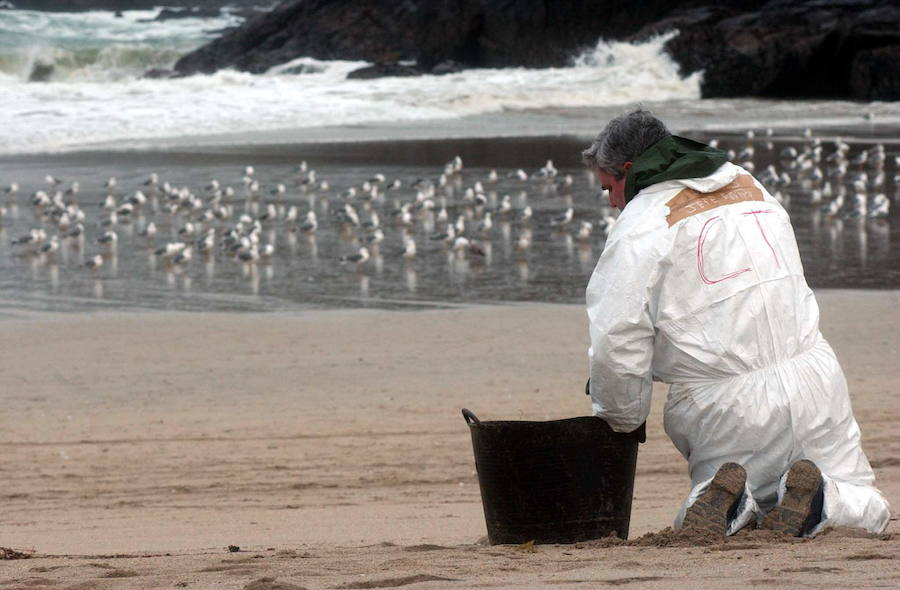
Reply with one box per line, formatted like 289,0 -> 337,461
0,25 -> 700,155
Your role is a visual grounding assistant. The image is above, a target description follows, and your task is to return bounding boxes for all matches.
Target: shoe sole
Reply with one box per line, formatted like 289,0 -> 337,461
682,462 -> 746,535
759,459 -> 823,536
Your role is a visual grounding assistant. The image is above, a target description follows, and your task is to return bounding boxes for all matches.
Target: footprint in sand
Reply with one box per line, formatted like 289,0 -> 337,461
244,577 -> 309,590
336,574 -> 458,589
780,566 -> 843,574
845,553 -> 896,561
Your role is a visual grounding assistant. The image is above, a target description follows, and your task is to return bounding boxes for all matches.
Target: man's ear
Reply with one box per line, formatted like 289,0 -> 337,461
622,161 -> 633,174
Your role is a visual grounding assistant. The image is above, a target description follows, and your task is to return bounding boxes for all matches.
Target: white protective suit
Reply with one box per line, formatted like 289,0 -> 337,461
586,161 -> 890,535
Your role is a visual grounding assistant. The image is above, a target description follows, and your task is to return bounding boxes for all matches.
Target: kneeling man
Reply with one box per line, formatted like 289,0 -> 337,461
582,110 -> 890,536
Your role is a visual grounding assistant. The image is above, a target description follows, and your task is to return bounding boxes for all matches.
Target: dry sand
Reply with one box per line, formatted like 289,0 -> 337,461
1,289 -> 899,589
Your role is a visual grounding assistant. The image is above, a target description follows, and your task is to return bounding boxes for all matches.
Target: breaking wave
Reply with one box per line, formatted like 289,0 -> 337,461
0,8 -> 701,154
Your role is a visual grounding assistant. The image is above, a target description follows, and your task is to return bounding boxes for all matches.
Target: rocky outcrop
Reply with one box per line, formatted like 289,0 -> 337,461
346,62 -> 423,80
27,61 -> 53,82
172,0 -> 900,100
172,0 -> 698,76
652,0 -> 900,100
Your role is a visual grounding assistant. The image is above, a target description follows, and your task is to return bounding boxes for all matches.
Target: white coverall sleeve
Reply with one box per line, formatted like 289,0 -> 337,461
586,230 -> 661,433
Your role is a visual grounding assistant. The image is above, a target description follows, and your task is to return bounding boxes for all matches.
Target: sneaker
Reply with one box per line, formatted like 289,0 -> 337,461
759,459 -> 824,537
682,462 -> 747,535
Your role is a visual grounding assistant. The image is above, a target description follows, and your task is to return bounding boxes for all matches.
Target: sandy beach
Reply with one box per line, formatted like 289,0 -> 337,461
1,289 -> 898,588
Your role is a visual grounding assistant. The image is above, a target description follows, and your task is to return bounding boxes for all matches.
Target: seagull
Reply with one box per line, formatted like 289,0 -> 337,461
820,194 -> 844,216
556,174 -> 574,193
550,207 -> 574,226
68,223 -> 85,238
780,147 -> 798,160
155,241 -> 186,258
429,224 -> 455,243
454,215 -> 465,235
576,220 -> 593,241
64,181 -> 79,198
365,228 -> 385,245
495,194 -> 512,215
515,231 -> 532,252
196,228 -> 215,253
172,246 -> 193,265
361,211 -> 380,230
515,205 -> 533,224
402,237 -> 417,259
237,245 -> 259,263
12,228 -> 47,246
452,236 -> 485,257
31,190 -> 51,207
298,211 -> 318,232
40,235 -> 60,254
178,221 -> 197,237
477,212 -> 493,234
127,190 -> 147,206
598,215 -> 617,234
340,246 -> 370,267
97,230 -> 117,247
84,254 -> 104,270
868,193 -> 889,218
532,160 -> 557,179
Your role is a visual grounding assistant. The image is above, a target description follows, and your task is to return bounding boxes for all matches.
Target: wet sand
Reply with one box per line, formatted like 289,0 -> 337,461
1,289 -> 899,588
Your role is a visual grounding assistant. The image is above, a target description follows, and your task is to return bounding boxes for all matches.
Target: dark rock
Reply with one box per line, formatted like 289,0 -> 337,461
174,0 -> 695,76
346,62 -> 423,80
152,7 -> 222,21
172,0 -> 900,100
27,61 -> 53,82
430,60 -> 463,75
850,45 -> 900,100
275,62 -> 326,75
175,0 -> 424,76
142,68 -> 181,79
657,0 -> 900,99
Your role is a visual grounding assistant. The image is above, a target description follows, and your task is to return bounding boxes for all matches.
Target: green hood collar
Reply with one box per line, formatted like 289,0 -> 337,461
623,135 -> 728,203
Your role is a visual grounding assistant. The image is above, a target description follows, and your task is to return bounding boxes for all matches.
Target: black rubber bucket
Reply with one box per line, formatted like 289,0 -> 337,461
463,408 -> 643,544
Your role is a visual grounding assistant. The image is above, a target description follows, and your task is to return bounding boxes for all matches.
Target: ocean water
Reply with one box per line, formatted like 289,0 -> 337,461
0,8 -> 713,154
0,8 -> 897,313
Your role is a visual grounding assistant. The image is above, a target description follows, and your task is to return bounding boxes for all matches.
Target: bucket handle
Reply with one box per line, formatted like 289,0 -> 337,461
461,408 -> 480,425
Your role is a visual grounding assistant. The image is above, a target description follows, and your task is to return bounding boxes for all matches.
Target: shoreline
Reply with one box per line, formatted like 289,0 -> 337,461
3,100 -> 900,160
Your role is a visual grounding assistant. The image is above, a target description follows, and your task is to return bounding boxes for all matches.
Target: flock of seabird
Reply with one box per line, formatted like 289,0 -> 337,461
1,156 -> 597,283
720,128 -> 895,220
0,129 -> 896,301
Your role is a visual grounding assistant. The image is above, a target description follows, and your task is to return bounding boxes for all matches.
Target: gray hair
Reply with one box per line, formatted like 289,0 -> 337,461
582,109 -> 671,178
